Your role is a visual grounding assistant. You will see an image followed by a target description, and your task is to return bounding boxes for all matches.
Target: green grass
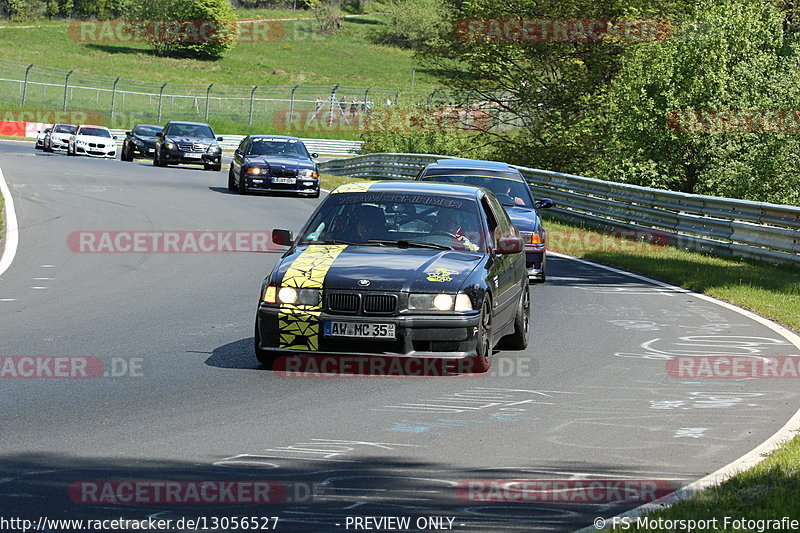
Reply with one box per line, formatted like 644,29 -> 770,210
543,217 -> 800,333
0,14 -> 433,87
319,172 -> 377,191
608,434 -> 800,531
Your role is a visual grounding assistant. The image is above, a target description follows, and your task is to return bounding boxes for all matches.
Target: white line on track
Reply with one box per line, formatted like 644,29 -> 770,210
551,251 -> 800,530
0,167 -> 19,278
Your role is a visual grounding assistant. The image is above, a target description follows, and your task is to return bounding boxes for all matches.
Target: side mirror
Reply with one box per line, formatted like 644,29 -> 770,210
157,132 -> 164,138
125,131 -> 132,136
235,148 -> 243,155
534,198 -> 554,209
496,236 -> 524,254
112,135 -> 118,140
217,136 -> 223,141
272,229 -> 294,247
311,153 -> 319,159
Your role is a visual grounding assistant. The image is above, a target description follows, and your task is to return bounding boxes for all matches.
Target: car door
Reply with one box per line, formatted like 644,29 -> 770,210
232,136 -> 249,183
480,194 -> 519,330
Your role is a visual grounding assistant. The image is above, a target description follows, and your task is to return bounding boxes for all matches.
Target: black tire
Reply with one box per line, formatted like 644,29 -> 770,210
310,188 -> 320,198
154,148 -> 166,167
227,168 -> 236,191
121,142 -> 133,162
211,163 -> 222,172
254,321 -> 278,369
470,296 -> 493,373
500,285 -> 530,350
44,140 -> 53,153
238,174 -> 248,195
531,254 -> 547,284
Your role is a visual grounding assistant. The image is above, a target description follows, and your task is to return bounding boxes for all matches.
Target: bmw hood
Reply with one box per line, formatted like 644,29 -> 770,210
245,156 -> 315,170
275,245 -> 481,292
76,135 -> 115,144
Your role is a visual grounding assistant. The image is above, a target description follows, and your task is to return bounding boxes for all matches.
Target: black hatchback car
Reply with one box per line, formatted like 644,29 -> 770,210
417,159 -> 553,282
255,181 -> 529,371
121,124 -> 162,161
153,121 -> 223,171
228,135 -> 320,197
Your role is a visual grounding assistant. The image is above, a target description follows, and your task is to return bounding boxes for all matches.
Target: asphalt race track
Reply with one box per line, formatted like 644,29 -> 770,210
1,139 -> 799,532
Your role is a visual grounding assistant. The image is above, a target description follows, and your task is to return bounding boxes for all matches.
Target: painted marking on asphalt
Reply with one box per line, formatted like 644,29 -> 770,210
31,286 -> 48,290
674,427 -> 708,438
33,277 -> 53,280
40,265 -> 54,268
0,298 -> 18,301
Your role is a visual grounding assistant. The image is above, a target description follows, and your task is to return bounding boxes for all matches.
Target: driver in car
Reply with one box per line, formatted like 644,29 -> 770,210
435,207 -> 480,252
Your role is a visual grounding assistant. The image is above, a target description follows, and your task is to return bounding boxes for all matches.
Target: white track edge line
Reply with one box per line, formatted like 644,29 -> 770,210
549,251 -> 800,531
0,167 -> 19,278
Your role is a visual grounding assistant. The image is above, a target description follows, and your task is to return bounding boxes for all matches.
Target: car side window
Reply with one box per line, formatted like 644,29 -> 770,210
239,137 -> 248,152
488,194 -> 514,236
481,197 -> 499,247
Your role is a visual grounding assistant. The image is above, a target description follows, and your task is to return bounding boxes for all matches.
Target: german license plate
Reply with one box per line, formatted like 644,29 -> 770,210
324,321 -> 395,339
184,152 -> 202,159
147,148 -> 154,153
272,177 -> 296,184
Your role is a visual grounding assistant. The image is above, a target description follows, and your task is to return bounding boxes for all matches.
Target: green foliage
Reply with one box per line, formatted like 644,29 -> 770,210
371,0 -> 448,48
127,0 -> 238,60
306,0 -> 343,33
359,129 -> 493,160
592,0 -> 800,204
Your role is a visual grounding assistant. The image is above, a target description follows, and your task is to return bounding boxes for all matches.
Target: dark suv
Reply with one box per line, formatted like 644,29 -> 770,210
121,124 -> 162,161
153,121 -> 223,171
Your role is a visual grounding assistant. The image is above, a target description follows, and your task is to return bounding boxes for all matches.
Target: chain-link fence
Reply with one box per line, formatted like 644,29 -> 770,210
0,59 -> 431,130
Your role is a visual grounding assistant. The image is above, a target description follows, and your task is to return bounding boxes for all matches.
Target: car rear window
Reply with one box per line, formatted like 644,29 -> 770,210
420,169 -> 533,207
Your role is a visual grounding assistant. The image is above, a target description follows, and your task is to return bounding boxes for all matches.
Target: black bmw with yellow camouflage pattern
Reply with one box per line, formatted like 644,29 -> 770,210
255,181 -> 530,371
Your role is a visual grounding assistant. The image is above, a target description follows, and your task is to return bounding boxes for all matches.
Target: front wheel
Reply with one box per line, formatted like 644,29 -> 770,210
227,168 -> 236,192
470,296 -> 493,373
121,143 -> 133,162
500,285 -> 530,350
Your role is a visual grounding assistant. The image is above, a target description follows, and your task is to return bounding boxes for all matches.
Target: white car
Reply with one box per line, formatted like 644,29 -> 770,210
67,125 -> 117,158
35,127 -> 52,150
44,123 -> 78,152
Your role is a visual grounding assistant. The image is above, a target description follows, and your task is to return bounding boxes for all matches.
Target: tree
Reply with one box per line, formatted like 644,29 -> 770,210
592,0 -> 800,204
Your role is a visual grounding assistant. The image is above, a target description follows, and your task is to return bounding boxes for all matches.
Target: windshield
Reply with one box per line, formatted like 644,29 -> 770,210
78,127 -> 111,138
134,125 -> 162,136
300,192 -> 486,252
165,123 -> 215,139
420,169 -> 533,207
54,124 -> 78,134
247,138 -> 309,158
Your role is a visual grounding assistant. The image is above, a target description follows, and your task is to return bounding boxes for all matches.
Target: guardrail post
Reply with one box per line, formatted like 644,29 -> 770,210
110,76 -> 120,121
205,83 -> 213,121
21,64 -> 33,105
248,85 -> 258,126
157,82 -> 167,122
62,69 -> 74,111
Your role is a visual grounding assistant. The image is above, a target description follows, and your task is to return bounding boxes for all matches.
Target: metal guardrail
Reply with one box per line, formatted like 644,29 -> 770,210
108,129 -> 363,156
318,153 -> 800,265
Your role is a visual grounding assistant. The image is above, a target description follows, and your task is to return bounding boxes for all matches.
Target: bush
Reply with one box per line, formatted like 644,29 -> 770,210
371,0 -> 447,49
128,0 -> 238,60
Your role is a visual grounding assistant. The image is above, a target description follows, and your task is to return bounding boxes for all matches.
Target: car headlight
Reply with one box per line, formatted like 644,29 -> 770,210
262,285 -> 321,306
164,142 -> 175,150
299,169 -> 319,178
246,167 -> 267,175
207,145 -> 221,153
133,138 -> 143,146
408,293 -> 473,312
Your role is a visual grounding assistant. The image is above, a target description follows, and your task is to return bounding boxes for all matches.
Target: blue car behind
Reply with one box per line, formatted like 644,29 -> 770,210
416,158 -> 554,282
229,135 -> 320,197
